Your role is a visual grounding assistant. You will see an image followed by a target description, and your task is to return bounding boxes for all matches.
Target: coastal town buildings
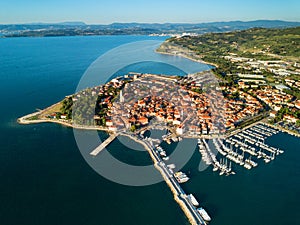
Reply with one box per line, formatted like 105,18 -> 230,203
43,72 -> 300,136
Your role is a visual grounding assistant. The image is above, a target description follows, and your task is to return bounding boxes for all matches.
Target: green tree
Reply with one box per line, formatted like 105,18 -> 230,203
130,124 -> 136,132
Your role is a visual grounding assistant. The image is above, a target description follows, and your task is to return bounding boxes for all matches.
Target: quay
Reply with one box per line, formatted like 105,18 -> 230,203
90,133 -> 118,156
262,122 -> 300,138
145,141 -> 207,225
122,133 -> 207,225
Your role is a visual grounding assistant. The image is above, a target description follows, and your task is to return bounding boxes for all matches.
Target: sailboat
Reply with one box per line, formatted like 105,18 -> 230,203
239,151 -> 245,166
230,160 -> 236,175
213,164 -> 218,172
271,151 -> 275,160
229,161 -> 232,172
257,148 -> 262,159
219,158 -> 224,176
264,152 -> 271,163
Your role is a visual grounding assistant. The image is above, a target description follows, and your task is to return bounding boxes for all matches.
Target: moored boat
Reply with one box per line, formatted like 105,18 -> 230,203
174,171 -> 190,183
197,207 -> 211,222
188,194 -> 199,207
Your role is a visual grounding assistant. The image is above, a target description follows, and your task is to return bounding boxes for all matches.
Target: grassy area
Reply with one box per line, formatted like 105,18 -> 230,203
39,101 -> 63,118
28,115 -> 39,120
168,27 -> 300,59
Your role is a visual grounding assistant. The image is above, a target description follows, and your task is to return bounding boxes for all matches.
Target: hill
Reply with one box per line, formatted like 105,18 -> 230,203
1,20 -> 300,37
166,26 -> 300,58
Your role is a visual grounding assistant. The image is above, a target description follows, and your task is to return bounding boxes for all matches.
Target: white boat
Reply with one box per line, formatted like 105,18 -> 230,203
188,194 -> 199,207
159,151 -> 167,157
244,163 -> 252,170
174,171 -> 190,183
171,137 -> 178,142
177,176 -> 190,183
197,207 -> 211,222
167,164 -> 176,169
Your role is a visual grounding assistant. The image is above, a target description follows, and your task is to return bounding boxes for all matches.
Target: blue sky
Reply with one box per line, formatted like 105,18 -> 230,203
0,0 -> 299,24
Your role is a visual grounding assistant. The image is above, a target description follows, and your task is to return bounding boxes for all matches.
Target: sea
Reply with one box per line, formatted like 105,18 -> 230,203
0,35 -> 299,225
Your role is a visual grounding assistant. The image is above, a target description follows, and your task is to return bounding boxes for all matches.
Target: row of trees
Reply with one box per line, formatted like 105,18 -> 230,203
273,107 -> 300,123
60,97 -> 73,119
72,91 -> 97,126
60,85 -> 121,126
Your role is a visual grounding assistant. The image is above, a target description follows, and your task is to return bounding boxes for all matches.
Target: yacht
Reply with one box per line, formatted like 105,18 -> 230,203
197,207 -> 211,222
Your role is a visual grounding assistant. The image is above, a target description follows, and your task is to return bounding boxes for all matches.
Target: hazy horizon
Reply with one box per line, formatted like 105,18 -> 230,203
1,19 -> 300,26
1,0 -> 299,24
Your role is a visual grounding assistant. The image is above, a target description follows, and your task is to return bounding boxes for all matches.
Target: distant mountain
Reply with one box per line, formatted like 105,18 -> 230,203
105,20 -> 300,30
25,21 -> 87,26
1,20 -> 300,37
57,21 -> 87,26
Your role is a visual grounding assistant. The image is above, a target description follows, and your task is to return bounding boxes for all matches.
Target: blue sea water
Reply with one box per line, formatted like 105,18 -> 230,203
0,36 -> 299,225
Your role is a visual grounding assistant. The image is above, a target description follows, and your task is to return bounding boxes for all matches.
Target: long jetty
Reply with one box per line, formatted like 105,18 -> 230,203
124,134 -> 206,225
90,133 -> 118,156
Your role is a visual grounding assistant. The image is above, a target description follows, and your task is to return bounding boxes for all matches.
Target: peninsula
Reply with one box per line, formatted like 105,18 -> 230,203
18,26 -> 300,225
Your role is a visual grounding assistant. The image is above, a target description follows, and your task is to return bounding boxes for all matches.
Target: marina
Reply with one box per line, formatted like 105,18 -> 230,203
145,122 -> 285,224
207,123 -> 284,175
135,123 -> 284,223
89,122 -> 285,225
87,122 -> 286,225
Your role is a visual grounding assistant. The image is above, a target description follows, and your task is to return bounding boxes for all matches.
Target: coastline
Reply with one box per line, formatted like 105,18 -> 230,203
155,42 -> 218,68
17,107 -> 300,139
156,49 -> 218,68
17,110 -> 110,132
17,40 -> 300,138
262,122 -> 300,138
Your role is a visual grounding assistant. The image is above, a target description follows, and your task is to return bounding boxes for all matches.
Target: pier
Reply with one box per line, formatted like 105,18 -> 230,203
124,134 -> 207,225
151,146 -> 207,225
90,133 -> 118,156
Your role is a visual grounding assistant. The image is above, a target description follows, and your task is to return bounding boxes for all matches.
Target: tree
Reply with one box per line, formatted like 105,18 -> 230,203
101,117 -> 106,126
130,124 -> 136,132
55,112 -> 62,119
61,97 -> 73,119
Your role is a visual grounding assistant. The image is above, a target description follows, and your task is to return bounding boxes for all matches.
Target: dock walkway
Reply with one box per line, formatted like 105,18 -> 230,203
90,133 -> 118,156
